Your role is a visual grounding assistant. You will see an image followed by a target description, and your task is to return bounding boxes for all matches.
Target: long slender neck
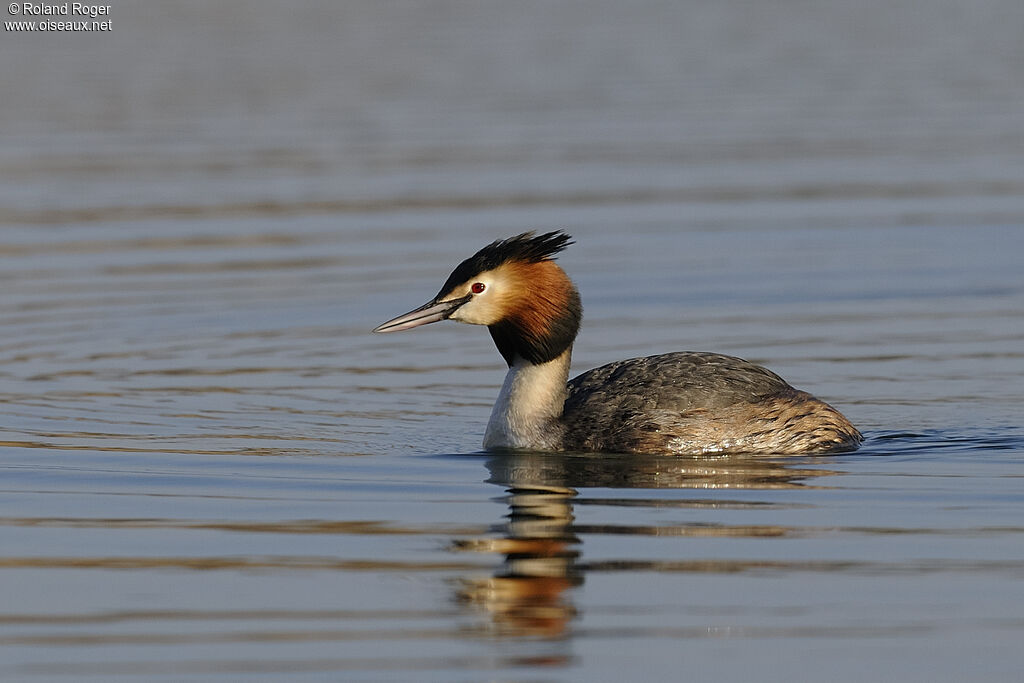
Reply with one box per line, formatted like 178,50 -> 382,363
481,260 -> 581,451
483,348 -> 572,450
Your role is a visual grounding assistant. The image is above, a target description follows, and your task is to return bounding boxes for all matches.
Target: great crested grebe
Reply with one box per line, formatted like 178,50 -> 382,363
373,231 -> 861,455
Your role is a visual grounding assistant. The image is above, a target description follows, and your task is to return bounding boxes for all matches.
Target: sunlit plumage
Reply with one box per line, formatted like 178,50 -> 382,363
373,231 -> 861,455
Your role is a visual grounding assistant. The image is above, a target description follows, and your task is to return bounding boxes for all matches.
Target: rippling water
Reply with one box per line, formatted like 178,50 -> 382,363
3,1 -> 1024,681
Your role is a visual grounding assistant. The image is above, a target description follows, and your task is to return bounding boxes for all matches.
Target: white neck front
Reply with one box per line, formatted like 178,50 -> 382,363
483,349 -> 571,450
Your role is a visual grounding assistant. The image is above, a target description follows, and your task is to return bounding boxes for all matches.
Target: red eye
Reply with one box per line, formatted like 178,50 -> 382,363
471,282 -> 486,294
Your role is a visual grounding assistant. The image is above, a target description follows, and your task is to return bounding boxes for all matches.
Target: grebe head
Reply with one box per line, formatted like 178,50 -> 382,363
373,231 -> 582,366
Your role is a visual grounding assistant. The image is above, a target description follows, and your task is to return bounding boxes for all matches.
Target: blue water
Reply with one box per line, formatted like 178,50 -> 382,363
3,1 -> 1024,681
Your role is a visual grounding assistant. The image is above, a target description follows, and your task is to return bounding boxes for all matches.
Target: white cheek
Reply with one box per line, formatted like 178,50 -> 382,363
451,301 -> 486,325
450,294 -> 499,325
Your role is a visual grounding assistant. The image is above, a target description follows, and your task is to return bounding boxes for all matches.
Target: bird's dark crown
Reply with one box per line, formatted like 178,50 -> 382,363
436,231 -> 573,298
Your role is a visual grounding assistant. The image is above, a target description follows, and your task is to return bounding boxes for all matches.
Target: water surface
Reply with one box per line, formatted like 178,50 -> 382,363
2,1 -> 1024,681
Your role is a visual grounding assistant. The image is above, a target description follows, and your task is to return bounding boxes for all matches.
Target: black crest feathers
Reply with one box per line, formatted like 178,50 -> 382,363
483,231 -> 574,265
436,231 -> 573,298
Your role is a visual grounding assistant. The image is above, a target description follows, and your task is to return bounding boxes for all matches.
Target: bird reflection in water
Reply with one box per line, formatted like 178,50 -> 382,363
452,452 -> 837,638
454,478 -> 581,638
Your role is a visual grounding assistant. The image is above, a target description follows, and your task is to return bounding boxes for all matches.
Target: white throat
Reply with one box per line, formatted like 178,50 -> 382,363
483,349 -> 571,450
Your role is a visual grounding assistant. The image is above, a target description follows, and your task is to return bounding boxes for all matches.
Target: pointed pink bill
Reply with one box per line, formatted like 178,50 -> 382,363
372,295 -> 471,333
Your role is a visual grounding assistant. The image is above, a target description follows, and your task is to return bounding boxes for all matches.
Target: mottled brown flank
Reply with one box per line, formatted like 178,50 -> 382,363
684,390 -> 862,455
566,389 -> 861,455
561,352 -> 861,455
